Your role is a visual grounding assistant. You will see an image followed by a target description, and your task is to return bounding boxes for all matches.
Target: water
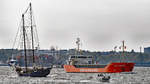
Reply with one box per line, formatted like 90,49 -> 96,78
0,66 -> 150,84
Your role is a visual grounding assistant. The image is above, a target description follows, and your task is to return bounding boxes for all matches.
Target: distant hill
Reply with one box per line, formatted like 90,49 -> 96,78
0,49 -> 149,66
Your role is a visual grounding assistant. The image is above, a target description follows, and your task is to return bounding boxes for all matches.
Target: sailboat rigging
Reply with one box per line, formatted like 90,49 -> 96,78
13,3 -> 51,77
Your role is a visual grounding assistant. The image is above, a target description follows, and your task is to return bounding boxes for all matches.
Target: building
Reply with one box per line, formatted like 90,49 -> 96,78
144,47 -> 150,54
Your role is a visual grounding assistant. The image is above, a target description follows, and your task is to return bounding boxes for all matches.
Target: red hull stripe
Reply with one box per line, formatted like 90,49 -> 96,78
64,62 -> 135,73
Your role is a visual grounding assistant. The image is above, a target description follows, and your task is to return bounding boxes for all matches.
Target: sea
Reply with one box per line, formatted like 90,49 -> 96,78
0,66 -> 150,84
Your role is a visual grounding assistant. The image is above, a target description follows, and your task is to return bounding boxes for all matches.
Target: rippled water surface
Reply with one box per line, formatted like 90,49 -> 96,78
0,66 -> 150,84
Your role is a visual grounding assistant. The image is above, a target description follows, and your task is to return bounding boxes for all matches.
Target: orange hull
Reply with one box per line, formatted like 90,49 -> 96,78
64,62 -> 134,73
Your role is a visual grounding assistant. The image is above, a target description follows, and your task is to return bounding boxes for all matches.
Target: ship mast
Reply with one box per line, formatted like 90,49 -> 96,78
121,40 -> 126,62
29,3 -> 35,65
76,38 -> 80,55
22,14 -> 28,71
122,40 -> 125,57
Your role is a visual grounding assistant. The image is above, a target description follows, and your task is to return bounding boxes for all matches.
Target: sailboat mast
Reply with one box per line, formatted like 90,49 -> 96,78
22,14 -> 28,71
30,3 -> 35,64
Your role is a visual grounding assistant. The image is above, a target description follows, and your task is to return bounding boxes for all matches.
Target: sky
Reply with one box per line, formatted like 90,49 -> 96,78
1,0 -> 150,52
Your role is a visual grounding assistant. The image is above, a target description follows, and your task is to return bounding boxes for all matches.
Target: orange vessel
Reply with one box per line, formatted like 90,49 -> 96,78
64,39 -> 135,73
64,62 -> 134,73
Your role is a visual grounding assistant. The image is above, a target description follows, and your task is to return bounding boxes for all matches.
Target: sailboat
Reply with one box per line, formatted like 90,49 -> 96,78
14,3 -> 51,77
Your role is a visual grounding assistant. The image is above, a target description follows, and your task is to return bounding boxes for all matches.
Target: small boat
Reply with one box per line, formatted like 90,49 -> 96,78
8,55 -> 18,66
64,38 -> 134,73
12,3 -> 51,77
97,74 -> 110,82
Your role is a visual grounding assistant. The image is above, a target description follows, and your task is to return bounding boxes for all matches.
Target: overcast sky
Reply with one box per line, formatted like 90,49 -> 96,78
1,0 -> 150,52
